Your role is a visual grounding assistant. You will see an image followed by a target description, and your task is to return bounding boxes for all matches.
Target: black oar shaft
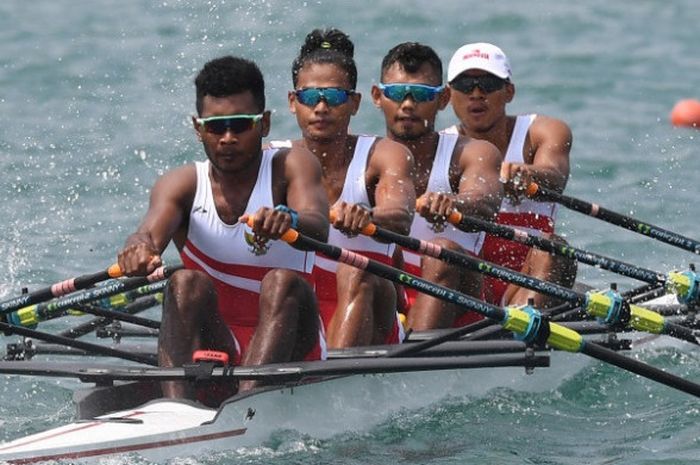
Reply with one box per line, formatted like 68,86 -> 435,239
291,233 -> 508,322
370,225 -> 586,305
457,215 -> 665,284
367,224 -> 698,346
3,265 -> 181,325
582,341 -> 700,397
72,304 -> 161,329
0,265 -> 123,314
530,184 -> 700,255
0,321 -> 157,365
284,230 -> 700,397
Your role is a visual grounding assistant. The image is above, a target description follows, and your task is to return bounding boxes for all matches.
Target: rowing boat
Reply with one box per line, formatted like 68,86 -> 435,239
0,290 -> 684,465
2,188 -> 699,464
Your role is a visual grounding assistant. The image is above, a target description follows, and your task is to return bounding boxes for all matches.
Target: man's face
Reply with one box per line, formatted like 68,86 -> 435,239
288,62 -> 360,144
448,70 -> 514,133
372,61 -> 449,141
193,91 -> 269,174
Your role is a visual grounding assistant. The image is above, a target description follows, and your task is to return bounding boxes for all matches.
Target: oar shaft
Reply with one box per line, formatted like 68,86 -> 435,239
0,264 -> 123,314
0,321 -> 157,365
3,265 -> 180,327
455,214 -> 665,285
278,227 -> 700,397
581,341 -> 700,397
368,224 -> 586,306
365,223 -> 693,345
529,184 -> 700,255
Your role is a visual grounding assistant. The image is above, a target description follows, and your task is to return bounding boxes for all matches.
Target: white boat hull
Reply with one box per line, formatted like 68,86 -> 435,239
0,358 -> 583,464
0,293 -> 684,464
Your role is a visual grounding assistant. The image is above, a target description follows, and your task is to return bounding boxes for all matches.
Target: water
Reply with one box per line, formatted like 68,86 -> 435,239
1,0 -> 699,463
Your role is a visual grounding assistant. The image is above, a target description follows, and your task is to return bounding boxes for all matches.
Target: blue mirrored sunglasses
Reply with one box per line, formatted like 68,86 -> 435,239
294,87 -> 354,107
195,114 -> 263,135
378,83 -> 445,103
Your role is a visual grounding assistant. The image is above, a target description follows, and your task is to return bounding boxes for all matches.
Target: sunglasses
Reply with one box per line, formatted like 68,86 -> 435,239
195,114 -> 263,135
294,87 -> 355,107
377,83 -> 444,103
450,74 -> 508,94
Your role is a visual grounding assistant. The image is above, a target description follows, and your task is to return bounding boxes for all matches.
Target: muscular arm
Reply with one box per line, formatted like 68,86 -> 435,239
454,138 -> 503,221
118,165 -> 195,276
368,139 -> 416,235
283,146 -> 330,242
502,115 -> 572,194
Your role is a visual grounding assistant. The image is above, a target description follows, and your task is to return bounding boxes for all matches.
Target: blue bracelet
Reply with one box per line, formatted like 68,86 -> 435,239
274,205 -> 299,229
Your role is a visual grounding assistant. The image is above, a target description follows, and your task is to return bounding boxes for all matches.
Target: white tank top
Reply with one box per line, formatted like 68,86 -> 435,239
442,115 -> 557,236
499,114 -> 557,235
405,133 -> 485,268
180,151 -> 315,294
314,135 -> 396,273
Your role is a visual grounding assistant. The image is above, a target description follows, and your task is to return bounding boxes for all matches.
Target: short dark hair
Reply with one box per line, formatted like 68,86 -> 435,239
380,42 -> 443,83
195,56 -> 265,115
291,28 -> 357,89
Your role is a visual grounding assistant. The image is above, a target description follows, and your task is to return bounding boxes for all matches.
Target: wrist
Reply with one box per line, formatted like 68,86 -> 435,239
274,204 -> 299,229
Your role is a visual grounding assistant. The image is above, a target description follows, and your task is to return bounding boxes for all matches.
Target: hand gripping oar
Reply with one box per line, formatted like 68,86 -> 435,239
2,265 -> 181,329
347,214 -> 699,346
0,264 -> 124,315
256,222 -> 700,397
526,183 -> 700,255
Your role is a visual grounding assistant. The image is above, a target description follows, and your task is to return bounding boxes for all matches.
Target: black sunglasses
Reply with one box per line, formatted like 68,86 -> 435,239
450,74 -> 508,94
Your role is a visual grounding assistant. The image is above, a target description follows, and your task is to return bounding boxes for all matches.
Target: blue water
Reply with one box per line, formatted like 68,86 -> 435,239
1,0 -> 700,463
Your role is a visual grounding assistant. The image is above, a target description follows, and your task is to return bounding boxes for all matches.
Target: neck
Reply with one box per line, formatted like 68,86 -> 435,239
390,130 -> 440,165
459,115 -> 514,158
302,133 -> 355,172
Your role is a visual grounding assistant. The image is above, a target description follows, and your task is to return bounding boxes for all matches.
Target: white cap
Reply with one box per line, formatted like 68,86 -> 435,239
447,42 -> 512,82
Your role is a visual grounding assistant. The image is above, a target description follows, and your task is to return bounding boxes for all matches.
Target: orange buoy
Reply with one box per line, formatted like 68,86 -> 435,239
670,99 -> 700,128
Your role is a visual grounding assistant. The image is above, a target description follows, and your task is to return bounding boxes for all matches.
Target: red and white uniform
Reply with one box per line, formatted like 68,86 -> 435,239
403,133 -> 485,326
180,153 -> 326,362
273,137 -> 404,343
445,115 -> 558,305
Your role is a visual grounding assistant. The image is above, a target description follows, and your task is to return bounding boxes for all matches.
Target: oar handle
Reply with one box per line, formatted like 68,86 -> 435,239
245,217 -> 300,244
328,210 -> 377,236
414,198 -> 464,227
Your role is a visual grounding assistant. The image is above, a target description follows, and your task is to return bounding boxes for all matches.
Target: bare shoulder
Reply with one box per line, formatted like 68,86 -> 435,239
530,114 -> 572,144
275,143 -> 322,176
372,137 -> 413,166
152,164 -> 197,196
456,136 -> 501,165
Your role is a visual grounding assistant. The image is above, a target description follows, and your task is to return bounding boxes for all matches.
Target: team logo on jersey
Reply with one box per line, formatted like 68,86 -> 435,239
244,230 -> 270,256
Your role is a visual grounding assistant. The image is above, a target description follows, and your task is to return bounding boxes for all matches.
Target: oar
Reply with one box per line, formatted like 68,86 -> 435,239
0,353 -> 549,383
2,265 -> 180,329
449,212 -> 698,296
352,220 -> 699,346
0,320 -> 157,365
0,264 -> 124,314
527,183 -> 700,255
262,222 -> 700,397
60,294 -> 163,339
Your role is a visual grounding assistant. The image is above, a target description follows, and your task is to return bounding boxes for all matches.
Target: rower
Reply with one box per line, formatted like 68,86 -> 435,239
371,42 -> 503,331
117,55 -> 329,401
443,42 -> 577,307
276,28 -> 415,348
